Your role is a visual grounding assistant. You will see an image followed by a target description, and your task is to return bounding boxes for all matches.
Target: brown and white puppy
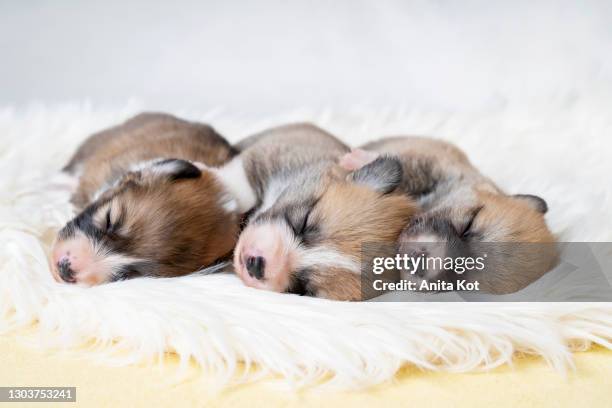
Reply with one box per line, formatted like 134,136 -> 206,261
52,112 -> 255,286
233,124 -> 417,301
340,137 -> 557,294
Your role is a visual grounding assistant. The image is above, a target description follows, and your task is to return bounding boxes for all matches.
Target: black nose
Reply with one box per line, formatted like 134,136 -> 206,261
400,247 -> 429,278
57,259 -> 75,283
246,256 -> 265,280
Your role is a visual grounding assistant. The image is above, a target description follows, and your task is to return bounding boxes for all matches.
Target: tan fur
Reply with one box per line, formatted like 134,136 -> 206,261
355,136 -> 558,295
303,177 -> 418,301
466,191 -> 557,294
88,172 -> 238,277
232,124 -> 417,301
473,191 -> 554,243
54,112 -> 239,284
309,268 -> 363,301
69,112 -> 234,209
316,182 -> 417,256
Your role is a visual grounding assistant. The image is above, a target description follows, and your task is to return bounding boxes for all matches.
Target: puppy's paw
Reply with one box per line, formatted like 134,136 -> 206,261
338,148 -> 379,171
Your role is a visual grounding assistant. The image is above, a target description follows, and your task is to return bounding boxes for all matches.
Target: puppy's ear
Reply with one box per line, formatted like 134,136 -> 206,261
348,156 -> 402,194
513,194 -> 548,214
146,159 -> 202,181
338,148 -> 379,171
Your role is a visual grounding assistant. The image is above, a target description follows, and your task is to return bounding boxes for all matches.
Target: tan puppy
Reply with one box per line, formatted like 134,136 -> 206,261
340,137 -> 557,294
52,113 -> 252,286
232,124 -> 418,300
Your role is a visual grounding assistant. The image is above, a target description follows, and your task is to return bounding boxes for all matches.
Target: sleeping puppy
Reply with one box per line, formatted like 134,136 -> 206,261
52,112 -> 255,286
232,124 -> 418,300
340,136 -> 558,295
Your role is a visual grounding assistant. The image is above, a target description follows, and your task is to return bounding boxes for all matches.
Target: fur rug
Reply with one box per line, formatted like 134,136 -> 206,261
1,98 -> 612,390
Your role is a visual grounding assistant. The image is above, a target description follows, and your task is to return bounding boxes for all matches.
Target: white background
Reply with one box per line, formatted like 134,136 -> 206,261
1,0 -> 611,116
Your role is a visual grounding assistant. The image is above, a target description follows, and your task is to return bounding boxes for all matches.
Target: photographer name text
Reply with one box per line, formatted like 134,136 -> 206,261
373,279 -> 480,292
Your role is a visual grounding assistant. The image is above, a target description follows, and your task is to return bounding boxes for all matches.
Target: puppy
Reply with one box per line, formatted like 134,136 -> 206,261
340,137 -> 557,295
233,124 -> 418,300
52,112 -> 255,286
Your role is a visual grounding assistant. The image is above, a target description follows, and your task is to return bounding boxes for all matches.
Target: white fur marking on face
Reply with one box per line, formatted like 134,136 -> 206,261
128,157 -> 168,173
296,247 -> 360,274
103,254 -> 145,274
92,178 -> 121,201
131,157 -> 202,178
92,157 -> 168,201
93,157 -> 201,201
212,157 -> 257,213
91,243 -> 147,280
412,234 -> 442,243
254,179 -> 286,217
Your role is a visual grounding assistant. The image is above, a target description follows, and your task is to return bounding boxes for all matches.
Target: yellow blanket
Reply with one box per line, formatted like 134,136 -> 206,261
1,334 -> 610,407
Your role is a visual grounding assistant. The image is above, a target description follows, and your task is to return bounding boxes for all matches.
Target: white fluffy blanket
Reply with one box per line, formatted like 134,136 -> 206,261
1,100 -> 611,389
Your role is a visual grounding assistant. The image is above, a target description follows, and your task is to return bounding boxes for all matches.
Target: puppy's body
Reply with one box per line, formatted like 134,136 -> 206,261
358,137 -> 500,212
66,112 -> 236,209
237,123 -> 349,203
52,113 -> 249,286
342,137 -> 557,294
233,124 -> 417,300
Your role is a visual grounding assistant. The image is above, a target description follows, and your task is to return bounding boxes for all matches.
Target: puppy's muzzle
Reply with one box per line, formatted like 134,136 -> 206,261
246,256 -> 266,280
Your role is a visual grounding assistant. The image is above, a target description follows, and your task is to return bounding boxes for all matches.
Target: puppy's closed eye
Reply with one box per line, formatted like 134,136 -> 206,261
285,202 -> 319,244
105,209 -> 113,231
96,204 -> 124,234
459,206 -> 483,238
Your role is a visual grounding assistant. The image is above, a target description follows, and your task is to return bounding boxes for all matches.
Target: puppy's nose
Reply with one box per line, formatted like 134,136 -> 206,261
246,256 -> 266,280
57,256 -> 76,283
409,248 -> 429,278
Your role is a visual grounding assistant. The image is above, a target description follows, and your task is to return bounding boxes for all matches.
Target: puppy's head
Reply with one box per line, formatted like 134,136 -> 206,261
340,148 -> 557,294
51,159 -> 239,285
398,191 -> 557,294
233,157 -> 417,300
